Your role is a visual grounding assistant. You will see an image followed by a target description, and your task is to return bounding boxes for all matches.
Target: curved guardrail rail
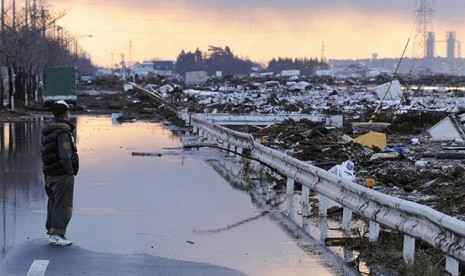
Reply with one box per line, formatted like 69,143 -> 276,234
190,114 -> 465,276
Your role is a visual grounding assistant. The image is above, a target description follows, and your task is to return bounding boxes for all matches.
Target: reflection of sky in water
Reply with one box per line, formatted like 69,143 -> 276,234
1,117 -> 338,276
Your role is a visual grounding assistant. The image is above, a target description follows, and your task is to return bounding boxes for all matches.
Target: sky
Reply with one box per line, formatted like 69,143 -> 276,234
40,0 -> 465,67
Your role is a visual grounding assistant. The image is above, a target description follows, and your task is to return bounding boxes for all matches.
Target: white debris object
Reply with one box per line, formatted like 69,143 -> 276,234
329,160 -> 355,181
428,116 -> 465,141
373,80 -> 403,101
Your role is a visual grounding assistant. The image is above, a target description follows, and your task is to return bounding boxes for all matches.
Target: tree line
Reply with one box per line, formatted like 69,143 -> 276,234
0,2 -> 92,109
174,45 -> 328,77
175,46 -> 256,77
267,57 -> 329,76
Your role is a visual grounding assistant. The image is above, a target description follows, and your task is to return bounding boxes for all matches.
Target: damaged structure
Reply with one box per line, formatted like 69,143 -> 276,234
428,114 -> 465,141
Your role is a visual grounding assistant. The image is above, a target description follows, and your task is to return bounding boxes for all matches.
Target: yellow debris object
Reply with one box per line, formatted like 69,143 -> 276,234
353,131 -> 387,150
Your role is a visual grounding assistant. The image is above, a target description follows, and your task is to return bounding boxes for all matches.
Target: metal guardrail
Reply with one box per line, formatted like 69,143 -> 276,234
129,82 -> 179,114
128,83 -> 463,273
196,113 -> 344,128
189,114 -> 465,275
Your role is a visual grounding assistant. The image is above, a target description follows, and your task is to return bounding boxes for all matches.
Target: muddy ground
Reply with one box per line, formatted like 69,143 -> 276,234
1,85 -> 463,275
235,114 -> 463,275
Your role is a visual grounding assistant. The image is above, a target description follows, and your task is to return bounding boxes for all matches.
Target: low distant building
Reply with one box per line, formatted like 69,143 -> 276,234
96,67 -> 112,76
153,61 -> 175,77
250,72 -> 274,78
185,71 -> 208,85
315,69 -> 333,77
132,60 -> 175,77
281,70 -> 300,77
367,67 -> 391,77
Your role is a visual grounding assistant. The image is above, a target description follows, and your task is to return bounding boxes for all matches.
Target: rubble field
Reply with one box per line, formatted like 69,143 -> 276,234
2,76 -> 465,275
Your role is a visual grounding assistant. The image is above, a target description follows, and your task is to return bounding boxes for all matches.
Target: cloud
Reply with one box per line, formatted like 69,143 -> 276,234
49,0 -> 465,65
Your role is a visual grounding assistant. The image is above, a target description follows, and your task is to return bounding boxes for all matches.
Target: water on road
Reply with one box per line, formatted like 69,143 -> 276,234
0,116 -> 342,276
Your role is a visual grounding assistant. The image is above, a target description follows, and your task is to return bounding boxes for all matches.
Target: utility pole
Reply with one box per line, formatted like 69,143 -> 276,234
320,42 -> 326,62
41,6 -> 46,38
32,0 -> 37,30
128,40 -> 133,69
74,34 -> 92,70
12,0 -> 16,30
0,0 -> 4,110
1,0 -> 4,33
121,53 -> 126,81
111,52 -> 114,73
25,0 -> 29,27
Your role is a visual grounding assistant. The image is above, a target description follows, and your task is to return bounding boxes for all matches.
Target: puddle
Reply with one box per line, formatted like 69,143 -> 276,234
1,116 -> 347,275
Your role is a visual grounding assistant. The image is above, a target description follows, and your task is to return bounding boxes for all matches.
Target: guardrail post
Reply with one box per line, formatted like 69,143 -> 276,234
302,186 -> 310,231
286,178 -> 295,221
229,144 -> 235,157
286,177 -> 295,194
199,129 -> 204,137
193,126 -> 198,134
320,216 -> 328,242
369,221 -> 380,242
223,141 -> 229,152
250,159 -> 261,171
319,194 -> 328,217
287,193 -> 296,222
236,147 -> 243,161
342,208 -> 352,236
403,235 -> 415,264
183,115 -> 189,127
445,256 -> 459,276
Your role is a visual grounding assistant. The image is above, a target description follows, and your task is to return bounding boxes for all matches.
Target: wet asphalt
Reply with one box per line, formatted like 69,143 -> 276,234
0,117 -> 338,276
0,239 -> 246,276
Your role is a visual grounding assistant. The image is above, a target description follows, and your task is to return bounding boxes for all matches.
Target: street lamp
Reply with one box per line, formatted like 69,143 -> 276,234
74,34 -> 93,70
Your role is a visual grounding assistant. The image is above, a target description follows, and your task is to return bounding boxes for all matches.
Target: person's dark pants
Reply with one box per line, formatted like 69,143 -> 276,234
45,174 -> 74,236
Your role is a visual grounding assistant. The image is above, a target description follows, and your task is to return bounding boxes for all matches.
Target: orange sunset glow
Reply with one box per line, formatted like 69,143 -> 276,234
44,0 -> 465,66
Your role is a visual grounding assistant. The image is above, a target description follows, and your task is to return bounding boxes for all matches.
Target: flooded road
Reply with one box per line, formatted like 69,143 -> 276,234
0,116 -> 342,275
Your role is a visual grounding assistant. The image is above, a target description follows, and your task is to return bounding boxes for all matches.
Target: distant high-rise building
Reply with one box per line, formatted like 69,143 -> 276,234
447,31 -> 456,60
426,32 -> 435,58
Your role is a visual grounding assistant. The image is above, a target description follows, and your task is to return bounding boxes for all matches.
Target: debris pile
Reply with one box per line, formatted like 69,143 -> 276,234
235,114 -> 465,222
75,78 -> 465,221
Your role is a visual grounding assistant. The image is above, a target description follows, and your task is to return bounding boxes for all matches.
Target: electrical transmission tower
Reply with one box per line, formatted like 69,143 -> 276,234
414,0 -> 436,58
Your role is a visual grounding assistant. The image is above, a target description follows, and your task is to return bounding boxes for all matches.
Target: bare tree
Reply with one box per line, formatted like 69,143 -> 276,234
0,3 -> 72,109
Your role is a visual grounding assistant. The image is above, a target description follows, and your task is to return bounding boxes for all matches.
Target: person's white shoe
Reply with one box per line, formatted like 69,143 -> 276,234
49,235 -> 73,246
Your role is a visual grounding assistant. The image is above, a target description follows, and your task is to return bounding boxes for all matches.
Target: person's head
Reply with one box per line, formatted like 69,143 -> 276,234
52,100 -> 70,121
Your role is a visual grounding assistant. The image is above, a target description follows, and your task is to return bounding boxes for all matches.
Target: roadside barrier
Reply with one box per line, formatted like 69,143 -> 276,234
129,81 -> 464,274
190,114 -> 465,276
196,113 -> 344,128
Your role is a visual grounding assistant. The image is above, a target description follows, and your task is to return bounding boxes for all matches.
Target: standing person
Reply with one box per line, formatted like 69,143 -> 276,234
41,100 -> 79,246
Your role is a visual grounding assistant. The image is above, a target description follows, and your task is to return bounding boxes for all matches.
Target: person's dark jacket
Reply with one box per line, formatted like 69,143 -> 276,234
41,118 -> 79,176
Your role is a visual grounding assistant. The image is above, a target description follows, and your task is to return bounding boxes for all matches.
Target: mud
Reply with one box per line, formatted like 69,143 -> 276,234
229,113 -> 465,274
